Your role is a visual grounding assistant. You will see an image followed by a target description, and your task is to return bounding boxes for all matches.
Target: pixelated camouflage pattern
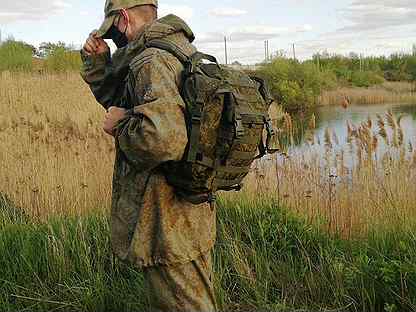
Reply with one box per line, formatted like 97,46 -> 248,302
81,16 -> 216,268
144,250 -> 217,312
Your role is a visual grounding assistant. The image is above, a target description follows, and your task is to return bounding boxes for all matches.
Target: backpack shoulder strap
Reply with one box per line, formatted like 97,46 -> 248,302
146,39 -> 221,73
145,39 -> 190,65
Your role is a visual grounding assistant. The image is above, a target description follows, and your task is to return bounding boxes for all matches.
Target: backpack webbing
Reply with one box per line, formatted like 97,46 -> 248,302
140,39 -> 278,202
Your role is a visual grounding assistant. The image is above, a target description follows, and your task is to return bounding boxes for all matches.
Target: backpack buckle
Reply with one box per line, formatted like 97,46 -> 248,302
235,115 -> 245,138
192,115 -> 201,123
265,117 -> 275,136
207,193 -> 217,203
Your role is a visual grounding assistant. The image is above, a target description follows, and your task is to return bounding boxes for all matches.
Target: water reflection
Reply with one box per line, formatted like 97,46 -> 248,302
287,103 -> 416,155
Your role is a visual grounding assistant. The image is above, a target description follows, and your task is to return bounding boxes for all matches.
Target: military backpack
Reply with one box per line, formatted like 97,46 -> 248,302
138,39 -> 278,203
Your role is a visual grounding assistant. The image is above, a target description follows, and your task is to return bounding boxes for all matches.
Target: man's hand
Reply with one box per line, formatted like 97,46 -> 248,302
83,31 -> 109,55
103,107 -> 127,136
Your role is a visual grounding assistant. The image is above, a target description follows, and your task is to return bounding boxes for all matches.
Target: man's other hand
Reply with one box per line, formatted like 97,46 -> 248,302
103,107 -> 127,136
83,31 -> 109,55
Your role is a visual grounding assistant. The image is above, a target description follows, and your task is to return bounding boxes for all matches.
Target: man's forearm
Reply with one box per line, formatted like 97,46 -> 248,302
80,49 -> 127,109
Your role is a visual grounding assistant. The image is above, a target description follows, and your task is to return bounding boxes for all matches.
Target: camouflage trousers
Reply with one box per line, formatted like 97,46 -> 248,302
144,250 -> 217,312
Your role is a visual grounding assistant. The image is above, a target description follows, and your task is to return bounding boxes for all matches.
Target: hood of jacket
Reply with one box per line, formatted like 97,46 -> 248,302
141,14 -> 195,43
107,14 -> 195,79
115,14 -> 194,59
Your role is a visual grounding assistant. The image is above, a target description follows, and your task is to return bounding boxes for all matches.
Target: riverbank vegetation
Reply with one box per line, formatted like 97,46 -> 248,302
1,70 -> 416,311
246,110 -> 416,237
320,82 -> 416,106
258,53 -> 416,111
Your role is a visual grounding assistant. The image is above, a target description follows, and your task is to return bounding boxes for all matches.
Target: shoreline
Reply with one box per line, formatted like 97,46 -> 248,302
319,81 -> 416,106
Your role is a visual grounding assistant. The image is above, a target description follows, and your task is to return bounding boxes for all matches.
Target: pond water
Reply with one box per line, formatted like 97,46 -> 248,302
288,103 -> 416,156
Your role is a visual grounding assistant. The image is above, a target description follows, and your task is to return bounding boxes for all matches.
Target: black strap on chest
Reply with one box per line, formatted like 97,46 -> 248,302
145,39 -> 190,65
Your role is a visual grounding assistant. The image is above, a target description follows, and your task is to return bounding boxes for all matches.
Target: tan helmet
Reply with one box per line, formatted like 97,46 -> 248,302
95,0 -> 158,38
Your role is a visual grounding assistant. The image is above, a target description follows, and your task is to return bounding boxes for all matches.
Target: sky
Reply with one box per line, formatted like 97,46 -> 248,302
1,0 -> 416,64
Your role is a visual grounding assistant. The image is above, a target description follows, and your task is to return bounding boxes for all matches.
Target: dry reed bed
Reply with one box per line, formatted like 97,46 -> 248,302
239,111 -> 416,237
0,72 -> 285,219
0,72 -> 114,218
320,81 -> 416,106
1,73 -> 416,238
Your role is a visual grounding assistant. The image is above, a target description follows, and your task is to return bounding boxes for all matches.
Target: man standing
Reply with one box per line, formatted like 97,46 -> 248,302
80,1 -> 217,311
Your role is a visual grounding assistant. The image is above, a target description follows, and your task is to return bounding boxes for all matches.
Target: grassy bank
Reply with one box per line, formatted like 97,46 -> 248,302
320,82 -> 416,106
1,196 -> 416,312
0,197 -> 146,312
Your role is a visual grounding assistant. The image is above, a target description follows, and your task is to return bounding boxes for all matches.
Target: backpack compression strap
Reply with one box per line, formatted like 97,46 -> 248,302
145,39 -> 223,168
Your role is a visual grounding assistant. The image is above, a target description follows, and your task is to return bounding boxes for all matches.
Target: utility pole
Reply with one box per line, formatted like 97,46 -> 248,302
224,36 -> 228,65
265,40 -> 267,62
316,53 -> 321,72
263,40 -> 271,62
292,43 -> 296,61
264,40 -> 267,63
267,40 -> 270,62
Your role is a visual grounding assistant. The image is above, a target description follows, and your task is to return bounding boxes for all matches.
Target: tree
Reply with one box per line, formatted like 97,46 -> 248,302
405,56 -> 416,81
37,41 -> 75,58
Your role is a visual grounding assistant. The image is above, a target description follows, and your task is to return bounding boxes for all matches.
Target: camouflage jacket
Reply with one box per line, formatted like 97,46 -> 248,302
80,15 -> 216,268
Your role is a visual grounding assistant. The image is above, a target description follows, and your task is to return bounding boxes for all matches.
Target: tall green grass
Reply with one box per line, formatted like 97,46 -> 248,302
216,196 -> 416,311
1,195 -> 416,311
43,48 -> 82,73
0,195 -> 146,312
0,40 -> 33,72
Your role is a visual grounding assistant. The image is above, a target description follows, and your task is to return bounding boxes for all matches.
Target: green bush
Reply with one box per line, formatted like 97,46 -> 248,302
43,47 -> 82,72
350,71 -> 385,87
0,40 -> 33,72
258,58 -> 337,111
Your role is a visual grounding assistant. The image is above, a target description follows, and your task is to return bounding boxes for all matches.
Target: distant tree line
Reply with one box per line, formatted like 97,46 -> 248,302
258,51 -> 416,111
310,51 -> 416,83
0,38 -> 81,72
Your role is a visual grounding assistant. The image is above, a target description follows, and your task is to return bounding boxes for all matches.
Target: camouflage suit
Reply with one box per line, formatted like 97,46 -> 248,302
81,12 -> 217,312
